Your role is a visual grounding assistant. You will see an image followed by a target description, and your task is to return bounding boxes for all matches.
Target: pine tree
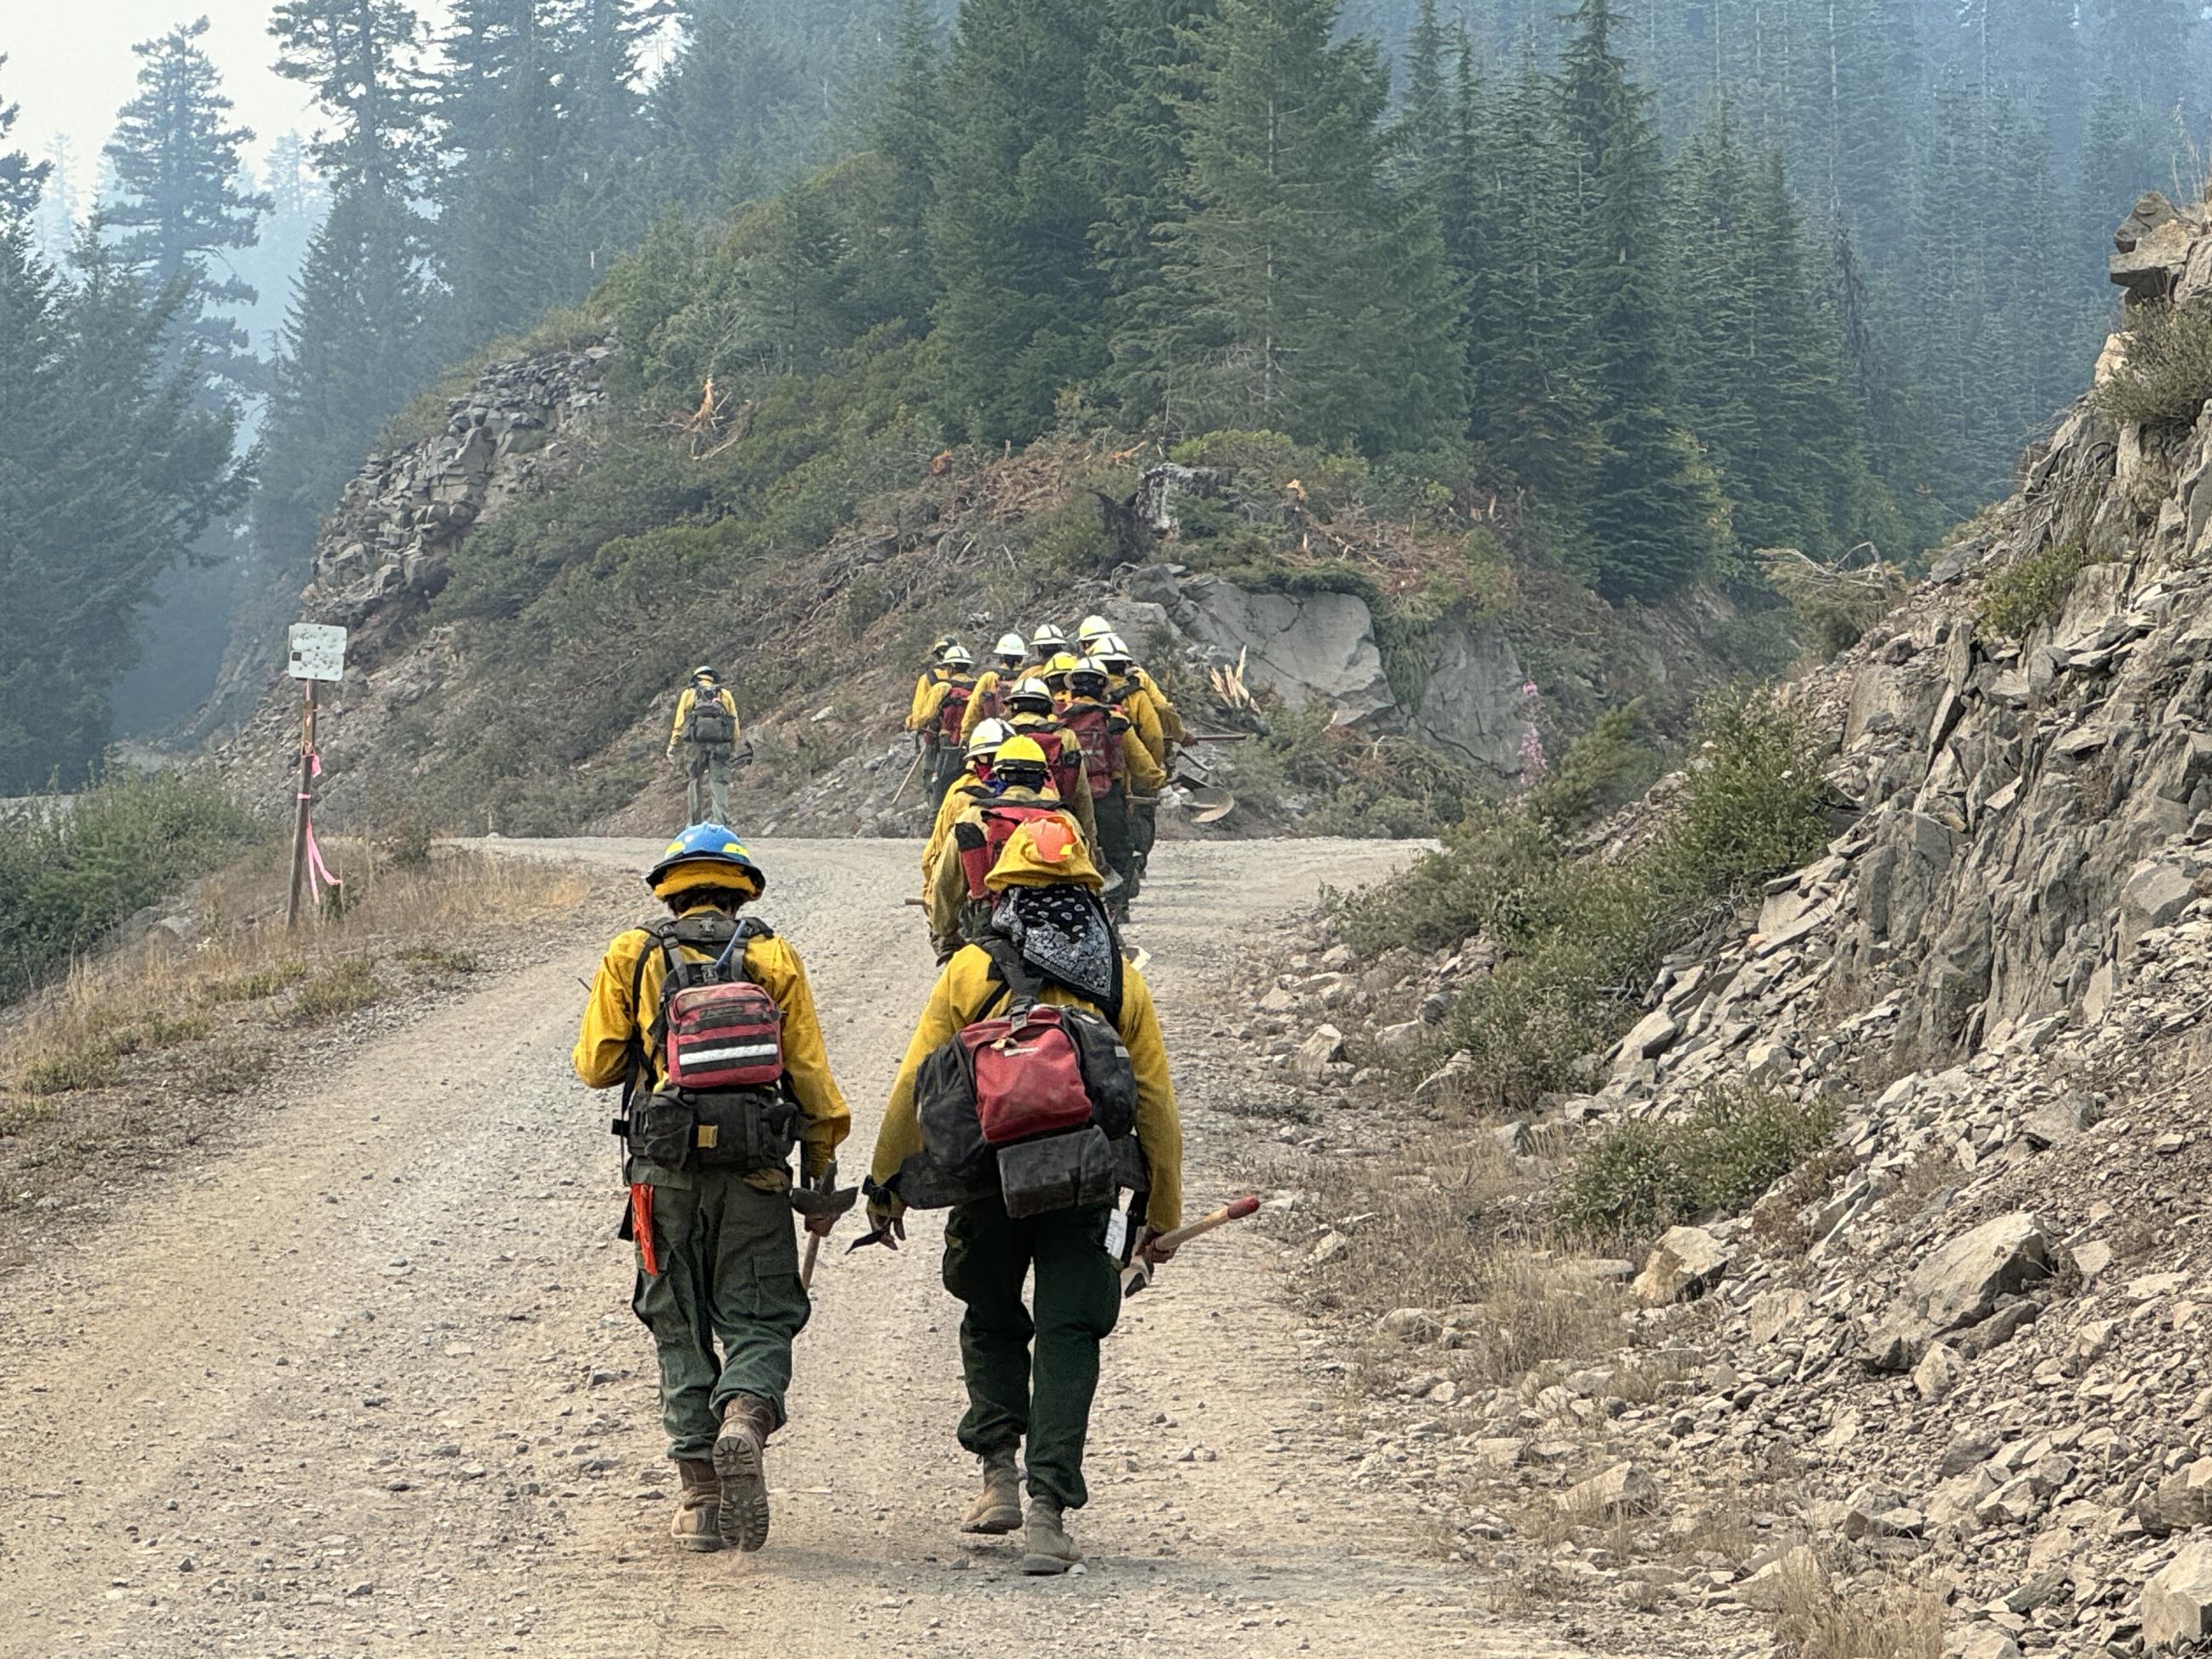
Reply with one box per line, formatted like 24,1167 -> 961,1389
1088,0 -> 1219,417
33,134 -> 79,265
870,0 -> 944,326
1559,0 -> 1725,601
434,0 -> 575,345
0,56 -> 52,222
101,19 -> 271,400
930,0 -> 1110,442
1150,0 -> 1462,453
270,0 -> 436,197
253,186 -> 436,579
0,221 -> 248,789
1462,38 -> 1594,502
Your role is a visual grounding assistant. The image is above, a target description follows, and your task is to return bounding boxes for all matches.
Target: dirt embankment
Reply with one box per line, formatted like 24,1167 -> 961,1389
0,835 -> 1704,1659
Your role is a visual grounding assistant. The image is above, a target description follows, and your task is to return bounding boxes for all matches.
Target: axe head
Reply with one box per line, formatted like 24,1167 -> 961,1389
789,1183 -> 860,1221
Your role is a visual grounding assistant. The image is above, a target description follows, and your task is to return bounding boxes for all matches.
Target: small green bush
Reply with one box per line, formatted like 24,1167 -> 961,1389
2095,301 -> 2212,426
1978,542 -> 2100,639
1555,1084 -> 1840,1241
20,1038 -> 125,1096
0,772 -> 257,1003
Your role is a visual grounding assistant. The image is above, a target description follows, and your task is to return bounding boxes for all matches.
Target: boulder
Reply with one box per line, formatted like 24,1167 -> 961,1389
1370,1019 -> 1428,1062
2144,1539 -> 2212,1649
1177,578 -> 1394,725
2153,1458 -> 2212,1532
1411,620 -> 1531,778
1631,1226 -> 1731,1305
1411,1052 -> 1474,1106
1617,1008 -> 1681,1063
1293,1024 -> 1346,1082
1957,1631 -> 2022,1659
1865,1212 -> 2057,1370
1913,1341 -> 1967,1403
1747,1288 -> 1812,1345
2119,860 -> 2198,957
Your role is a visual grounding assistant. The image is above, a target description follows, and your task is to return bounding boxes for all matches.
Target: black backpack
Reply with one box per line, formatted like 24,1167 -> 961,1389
686,689 -> 735,747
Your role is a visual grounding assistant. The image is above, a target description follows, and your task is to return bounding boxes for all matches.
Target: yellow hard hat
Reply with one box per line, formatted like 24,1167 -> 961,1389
1046,652 -> 1080,677
1076,614 -> 1112,645
995,733 -> 1051,770
929,635 -> 957,660
939,643 -> 973,668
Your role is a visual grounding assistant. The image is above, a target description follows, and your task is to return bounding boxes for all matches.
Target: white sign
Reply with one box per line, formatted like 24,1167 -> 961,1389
287,624 -> 349,683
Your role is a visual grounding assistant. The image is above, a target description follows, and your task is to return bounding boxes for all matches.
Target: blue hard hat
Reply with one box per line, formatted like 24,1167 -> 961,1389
646,824 -> 767,898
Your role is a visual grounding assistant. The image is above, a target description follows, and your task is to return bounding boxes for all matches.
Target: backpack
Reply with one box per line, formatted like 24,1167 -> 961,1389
686,690 -> 735,748
936,676 -> 976,743
955,801 -> 1067,901
1058,701 -> 1121,799
911,939 -> 1141,1217
612,913 -> 798,1173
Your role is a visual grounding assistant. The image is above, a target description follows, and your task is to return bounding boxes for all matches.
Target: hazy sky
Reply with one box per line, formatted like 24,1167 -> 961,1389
4,2 -> 452,192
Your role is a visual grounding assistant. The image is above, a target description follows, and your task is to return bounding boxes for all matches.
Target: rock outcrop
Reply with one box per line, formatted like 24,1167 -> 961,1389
1240,201 -> 2212,1656
305,342 -> 613,664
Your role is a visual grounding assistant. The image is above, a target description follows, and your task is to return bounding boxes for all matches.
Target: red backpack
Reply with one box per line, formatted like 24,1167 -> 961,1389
911,939 -> 1140,1217
613,915 -> 795,1172
956,801 -> 1066,900
1058,701 -> 1120,799
936,676 -> 976,743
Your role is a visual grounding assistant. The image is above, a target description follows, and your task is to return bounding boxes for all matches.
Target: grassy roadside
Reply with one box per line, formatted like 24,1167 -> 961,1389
0,840 -> 596,1268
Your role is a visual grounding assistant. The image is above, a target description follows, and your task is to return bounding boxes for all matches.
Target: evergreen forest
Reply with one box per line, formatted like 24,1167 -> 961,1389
1,0 -> 2207,792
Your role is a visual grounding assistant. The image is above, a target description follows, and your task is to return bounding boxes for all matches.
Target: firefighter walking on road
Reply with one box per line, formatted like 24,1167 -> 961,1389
667,666 -> 745,826
573,828 -> 852,1556
864,818 -> 1183,1576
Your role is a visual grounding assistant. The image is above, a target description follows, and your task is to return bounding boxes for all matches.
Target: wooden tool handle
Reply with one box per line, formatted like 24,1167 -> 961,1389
1154,1194 -> 1260,1252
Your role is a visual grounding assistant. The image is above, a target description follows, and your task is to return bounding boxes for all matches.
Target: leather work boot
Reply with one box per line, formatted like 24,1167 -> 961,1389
670,1458 -> 723,1553
961,1448 -> 1023,1535
1020,1494 -> 1081,1576
712,1394 -> 775,1552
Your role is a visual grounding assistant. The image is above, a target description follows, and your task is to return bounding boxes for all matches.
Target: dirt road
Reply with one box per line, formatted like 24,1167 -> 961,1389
0,837 -> 1602,1658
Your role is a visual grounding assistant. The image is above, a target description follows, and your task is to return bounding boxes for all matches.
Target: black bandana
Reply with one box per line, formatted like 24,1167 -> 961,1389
990,883 -> 1118,1007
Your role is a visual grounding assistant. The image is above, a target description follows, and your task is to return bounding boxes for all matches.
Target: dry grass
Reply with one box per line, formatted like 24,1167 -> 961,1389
2,846 -> 590,1109
1774,1554 -> 1944,1659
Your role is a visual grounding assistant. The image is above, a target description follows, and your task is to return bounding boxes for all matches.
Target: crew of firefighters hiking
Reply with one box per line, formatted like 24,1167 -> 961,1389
587,618 -> 1190,1572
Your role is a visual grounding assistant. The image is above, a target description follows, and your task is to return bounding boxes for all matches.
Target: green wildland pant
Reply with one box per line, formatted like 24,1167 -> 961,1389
632,1170 -> 810,1459
926,734 -> 965,801
941,1195 -> 1122,1509
1093,784 -> 1134,909
685,745 -> 732,825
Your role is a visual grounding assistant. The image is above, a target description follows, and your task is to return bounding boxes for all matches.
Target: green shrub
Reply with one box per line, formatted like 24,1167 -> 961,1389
1555,1084 -> 1841,1241
0,772 -> 257,1003
1978,541 -> 2101,638
1521,706 -> 1659,835
2095,301 -> 2212,426
1333,691 -> 1828,1109
20,1038 -> 125,1096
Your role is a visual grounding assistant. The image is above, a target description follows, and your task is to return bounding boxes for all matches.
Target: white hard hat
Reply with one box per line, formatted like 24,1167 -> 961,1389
1095,633 -> 1133,663
966,716 -> 1013,758
995,631 -> 1027,658
939,643 -> 973,667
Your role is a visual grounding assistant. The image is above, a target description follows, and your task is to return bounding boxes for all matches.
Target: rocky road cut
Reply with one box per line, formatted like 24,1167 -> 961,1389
0,837 -> 1606,1659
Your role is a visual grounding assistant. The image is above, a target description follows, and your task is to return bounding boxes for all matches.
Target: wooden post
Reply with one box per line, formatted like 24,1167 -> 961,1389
285,681 -> 318,929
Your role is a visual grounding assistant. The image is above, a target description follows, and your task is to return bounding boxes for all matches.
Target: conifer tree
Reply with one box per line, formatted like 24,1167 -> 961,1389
1559,0 -> 1725,601
0,58 -> 52,222
102,19 -> 271,400
870,0 -> 944,326
435,0 -> 574,345
0,221 -> 248,788
1089,0 -> 1219,418
1460,39 -> 1593,503
271,0 -> 436,197
1153,0 -> 1462,453
930,0 -> 1109,442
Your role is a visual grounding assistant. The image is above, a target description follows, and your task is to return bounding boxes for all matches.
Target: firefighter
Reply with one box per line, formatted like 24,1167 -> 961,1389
1057,657 -> 1166,918
573,827 -> 850,1555
666,666 -> 744,826
864,818 -> 1183,1575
